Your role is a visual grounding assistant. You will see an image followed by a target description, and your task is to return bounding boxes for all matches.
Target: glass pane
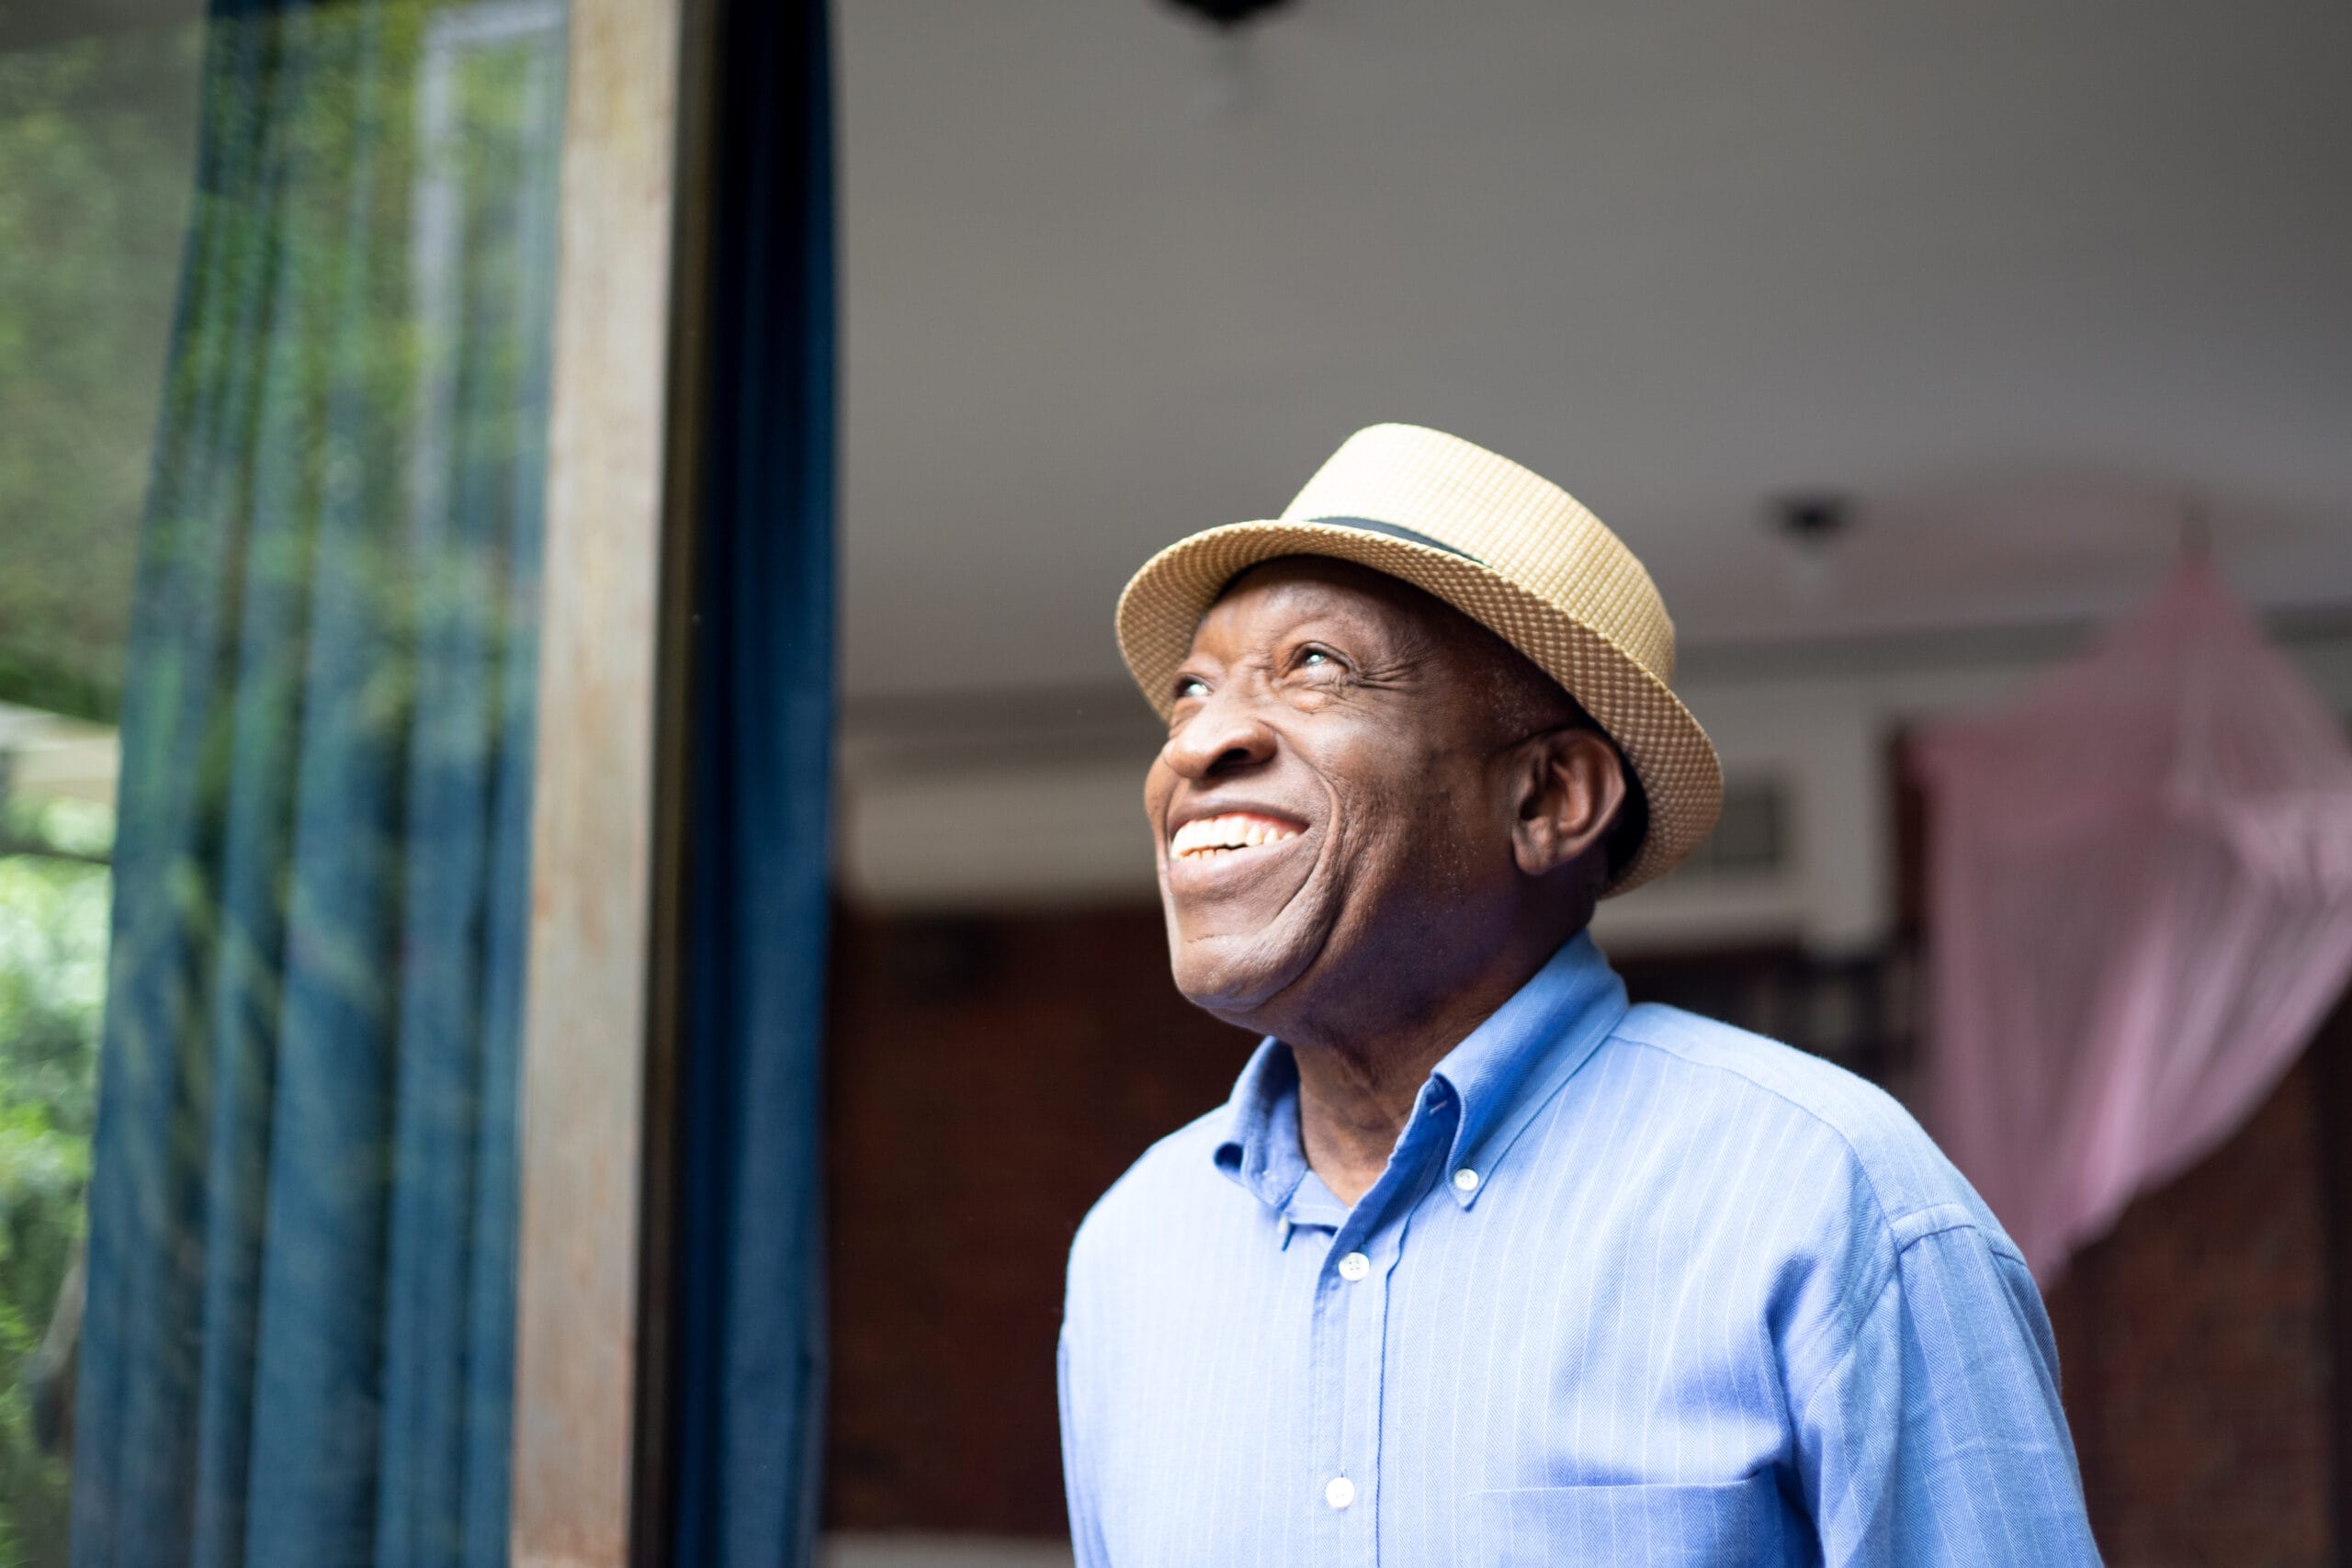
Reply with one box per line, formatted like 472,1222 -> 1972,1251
0,2 -> 567,1562
0,16 -> 205,1558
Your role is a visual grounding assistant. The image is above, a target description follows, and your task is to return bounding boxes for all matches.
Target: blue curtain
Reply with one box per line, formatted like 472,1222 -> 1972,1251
70,2 -> 563,1565
667,1 -> 837,1564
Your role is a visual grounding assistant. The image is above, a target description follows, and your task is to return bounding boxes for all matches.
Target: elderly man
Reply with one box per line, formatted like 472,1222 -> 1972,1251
1057,426 -> 2099,1565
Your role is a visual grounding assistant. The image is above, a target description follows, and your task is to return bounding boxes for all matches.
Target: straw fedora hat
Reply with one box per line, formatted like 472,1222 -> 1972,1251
1115,423 -> 1722,896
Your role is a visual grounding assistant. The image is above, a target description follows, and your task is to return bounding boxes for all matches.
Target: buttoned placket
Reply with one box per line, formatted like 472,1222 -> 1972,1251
1291,1080 -> 1461,1567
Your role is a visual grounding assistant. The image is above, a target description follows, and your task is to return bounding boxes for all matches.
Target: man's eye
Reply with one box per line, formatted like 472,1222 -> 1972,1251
1303,650 -> 1328,666
1174,676 -> 1208,700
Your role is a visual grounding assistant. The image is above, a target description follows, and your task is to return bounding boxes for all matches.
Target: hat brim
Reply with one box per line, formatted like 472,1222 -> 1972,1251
1114,520 -> 1723,896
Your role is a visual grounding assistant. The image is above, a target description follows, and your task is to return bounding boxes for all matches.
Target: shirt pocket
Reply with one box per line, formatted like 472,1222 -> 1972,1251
1468,1473 -> 1790,1567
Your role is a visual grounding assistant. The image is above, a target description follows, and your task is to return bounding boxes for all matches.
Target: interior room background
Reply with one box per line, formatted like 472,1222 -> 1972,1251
1,2 -> 2348,1567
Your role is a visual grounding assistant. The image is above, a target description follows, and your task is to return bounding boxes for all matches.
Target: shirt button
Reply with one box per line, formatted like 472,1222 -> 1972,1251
1325,1475 -> 1356,1510
1337,1250 -> 1371,1281
1452,1167 -> 1480,1193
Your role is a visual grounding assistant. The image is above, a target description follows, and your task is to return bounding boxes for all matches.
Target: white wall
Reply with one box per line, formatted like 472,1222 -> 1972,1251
838,624 -> 2352,956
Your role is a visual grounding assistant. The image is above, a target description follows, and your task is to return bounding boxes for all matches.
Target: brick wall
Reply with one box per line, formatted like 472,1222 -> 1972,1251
2045,1050 -> 2337,1568
822,902 -> 2346,1562
822,906 -> 1257,1534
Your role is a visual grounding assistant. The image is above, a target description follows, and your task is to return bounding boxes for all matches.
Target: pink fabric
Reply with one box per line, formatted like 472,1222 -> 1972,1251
1913,558 -> 2352,1284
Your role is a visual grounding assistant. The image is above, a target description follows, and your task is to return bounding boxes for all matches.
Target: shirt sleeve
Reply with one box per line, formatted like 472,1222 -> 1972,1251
1057,1325 -> 1112,1568
1789,1221 -> 2103,1566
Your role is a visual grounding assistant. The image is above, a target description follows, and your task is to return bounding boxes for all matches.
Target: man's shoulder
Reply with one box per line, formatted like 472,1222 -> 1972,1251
1604,1000 -> 2001,1247
1068,1105 -> 1233,1276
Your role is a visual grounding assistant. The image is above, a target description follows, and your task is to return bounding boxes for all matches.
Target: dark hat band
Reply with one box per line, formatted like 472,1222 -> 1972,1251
1306,515 -> 1486,566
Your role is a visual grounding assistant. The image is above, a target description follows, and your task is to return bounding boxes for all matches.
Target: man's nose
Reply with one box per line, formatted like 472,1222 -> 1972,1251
1159,689 -> 1277,780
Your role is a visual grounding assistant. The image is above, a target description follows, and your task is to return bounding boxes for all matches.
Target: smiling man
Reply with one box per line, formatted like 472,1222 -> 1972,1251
1057,425 -> 2099,1566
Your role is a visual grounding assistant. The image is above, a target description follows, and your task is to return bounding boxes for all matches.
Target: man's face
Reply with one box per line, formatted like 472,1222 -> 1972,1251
1143,557 -> 1534,1027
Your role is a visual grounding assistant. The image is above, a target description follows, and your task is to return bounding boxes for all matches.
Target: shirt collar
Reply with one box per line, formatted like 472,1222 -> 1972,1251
1212,931 -> 1628,1213
1428,931 -> 1627,1207
1212,1034 -> 1308,1212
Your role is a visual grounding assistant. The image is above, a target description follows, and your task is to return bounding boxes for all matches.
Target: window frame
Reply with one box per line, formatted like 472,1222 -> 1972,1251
509,0 -> 718,1562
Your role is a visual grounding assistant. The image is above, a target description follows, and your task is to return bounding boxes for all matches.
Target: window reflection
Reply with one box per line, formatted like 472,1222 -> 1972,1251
0,19 -> 202,721
0,3 -> 565,1563
0,13 -> 203,1559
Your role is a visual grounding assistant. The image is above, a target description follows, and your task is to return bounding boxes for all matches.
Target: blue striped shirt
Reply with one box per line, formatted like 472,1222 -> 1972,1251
1058,933 -> 2099,1565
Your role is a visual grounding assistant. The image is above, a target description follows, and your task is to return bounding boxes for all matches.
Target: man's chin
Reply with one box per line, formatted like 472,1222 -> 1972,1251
1170,888 -> 1354,1024
1166,917 -> 1326,1026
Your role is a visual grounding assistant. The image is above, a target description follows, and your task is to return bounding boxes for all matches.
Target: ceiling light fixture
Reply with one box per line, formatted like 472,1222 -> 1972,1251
1770,492 -> 1854,606
1160,0 -> 1295,26
1161,0 -> 1295,117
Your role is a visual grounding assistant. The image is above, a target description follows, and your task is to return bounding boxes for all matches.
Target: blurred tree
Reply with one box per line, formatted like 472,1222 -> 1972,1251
0,797 -> 111,1564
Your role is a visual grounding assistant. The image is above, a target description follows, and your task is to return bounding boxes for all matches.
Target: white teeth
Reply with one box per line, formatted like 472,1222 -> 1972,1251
1172,814 -> 1301,858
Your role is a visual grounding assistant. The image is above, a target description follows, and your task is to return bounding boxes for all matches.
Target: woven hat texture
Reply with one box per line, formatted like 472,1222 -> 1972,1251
1115,423 -> 1722,895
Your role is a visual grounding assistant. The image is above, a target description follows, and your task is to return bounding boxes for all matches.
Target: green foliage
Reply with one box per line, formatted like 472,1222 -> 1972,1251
0,795 -> 109,1566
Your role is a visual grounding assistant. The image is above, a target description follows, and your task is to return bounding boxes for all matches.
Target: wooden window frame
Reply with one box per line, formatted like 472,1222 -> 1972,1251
509,0 -> 719,1562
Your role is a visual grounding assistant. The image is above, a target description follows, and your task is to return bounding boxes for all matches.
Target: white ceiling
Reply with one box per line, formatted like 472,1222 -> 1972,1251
835,0 -> 2352,705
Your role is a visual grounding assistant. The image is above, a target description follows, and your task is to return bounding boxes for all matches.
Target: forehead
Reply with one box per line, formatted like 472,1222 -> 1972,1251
1190,556 -> 1454,651
1184,555 -> 1580,742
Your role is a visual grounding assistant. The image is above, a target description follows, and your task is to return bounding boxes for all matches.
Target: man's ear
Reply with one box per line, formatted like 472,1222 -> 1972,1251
1508,728 -> 1627,880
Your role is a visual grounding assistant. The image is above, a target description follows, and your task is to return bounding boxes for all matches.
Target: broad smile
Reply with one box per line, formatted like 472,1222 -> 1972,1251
1163,807 -> 1317,893
1170,810 -> 1306,861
